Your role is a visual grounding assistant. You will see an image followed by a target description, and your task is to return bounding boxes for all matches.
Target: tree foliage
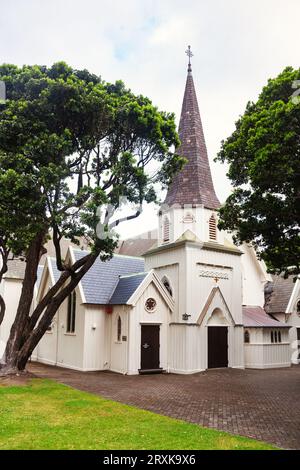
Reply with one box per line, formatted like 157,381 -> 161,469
0,62 -> 183,373
216,67 -> 300,276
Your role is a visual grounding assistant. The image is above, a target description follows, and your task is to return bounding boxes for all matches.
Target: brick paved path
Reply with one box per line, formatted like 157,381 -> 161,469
29,362 -> 300,449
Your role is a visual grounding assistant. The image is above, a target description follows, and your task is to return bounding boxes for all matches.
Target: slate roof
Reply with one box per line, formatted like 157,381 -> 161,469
264,275 -> 296,314
164,65 -> 220,210
51,250 -> 145,305
243,306 -> 289,328
109,273 -> 148,304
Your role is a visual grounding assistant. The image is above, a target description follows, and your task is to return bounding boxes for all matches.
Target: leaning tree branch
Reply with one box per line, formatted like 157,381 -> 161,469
26,252 -> 96,334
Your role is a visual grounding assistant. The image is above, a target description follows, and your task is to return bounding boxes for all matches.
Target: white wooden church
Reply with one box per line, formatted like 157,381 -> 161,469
1,56 -> 300,374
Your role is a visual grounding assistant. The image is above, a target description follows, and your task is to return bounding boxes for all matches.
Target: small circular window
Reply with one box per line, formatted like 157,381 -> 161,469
145,298 -> 157,313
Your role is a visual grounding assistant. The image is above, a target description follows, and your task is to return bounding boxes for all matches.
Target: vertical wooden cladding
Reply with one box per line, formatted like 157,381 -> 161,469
209,214 -> 217,241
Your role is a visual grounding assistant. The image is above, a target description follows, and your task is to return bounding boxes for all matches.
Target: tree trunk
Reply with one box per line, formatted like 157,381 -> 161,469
0,250 -> 98,376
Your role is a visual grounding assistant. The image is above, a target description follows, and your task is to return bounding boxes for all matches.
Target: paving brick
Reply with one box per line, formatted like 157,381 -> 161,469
29,363 -> 300,449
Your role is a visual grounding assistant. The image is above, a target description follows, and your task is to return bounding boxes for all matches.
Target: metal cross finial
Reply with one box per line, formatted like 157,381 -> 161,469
185,45 -> 193,72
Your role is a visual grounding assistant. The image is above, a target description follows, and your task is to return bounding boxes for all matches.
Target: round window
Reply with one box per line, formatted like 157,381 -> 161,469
145,298 -> 157,312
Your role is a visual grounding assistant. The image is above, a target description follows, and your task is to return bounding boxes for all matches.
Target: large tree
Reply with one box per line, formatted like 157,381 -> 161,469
216,67 -> 300,277
0,63 -> 183,375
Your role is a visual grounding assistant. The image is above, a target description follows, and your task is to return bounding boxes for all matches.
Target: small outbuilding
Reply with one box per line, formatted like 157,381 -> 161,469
243,306 -> 291,369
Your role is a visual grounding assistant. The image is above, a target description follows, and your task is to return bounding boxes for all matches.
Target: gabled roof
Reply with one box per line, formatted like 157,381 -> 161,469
243,306 -> 289,328
109,273 -> 148,304
264,275 -> 297,314
164,65 -> 220,210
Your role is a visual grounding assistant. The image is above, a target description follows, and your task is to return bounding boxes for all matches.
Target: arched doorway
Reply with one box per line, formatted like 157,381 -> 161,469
207,308 -> 229,369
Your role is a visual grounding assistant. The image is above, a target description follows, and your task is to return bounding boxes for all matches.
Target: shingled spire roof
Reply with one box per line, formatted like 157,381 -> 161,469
165,48 -> 220,210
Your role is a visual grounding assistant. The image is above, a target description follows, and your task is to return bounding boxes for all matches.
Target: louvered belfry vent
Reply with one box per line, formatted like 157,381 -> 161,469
165,54 -> 220,210
209,214 -> 217,241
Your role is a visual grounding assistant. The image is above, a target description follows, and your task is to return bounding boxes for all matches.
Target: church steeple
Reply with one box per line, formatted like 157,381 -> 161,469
165,47 -> 220,210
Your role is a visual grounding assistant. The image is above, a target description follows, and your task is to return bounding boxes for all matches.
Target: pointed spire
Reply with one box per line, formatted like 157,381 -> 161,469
165,48 -> 220,210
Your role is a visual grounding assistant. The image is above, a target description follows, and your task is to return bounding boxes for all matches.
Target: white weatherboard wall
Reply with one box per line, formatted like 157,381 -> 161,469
272,279 -> 300,364
186,244 -> 243,326
169,324 -> 206,374
244,328 -> 291,368
241,244 -> 270,307
145,245 -> 186,323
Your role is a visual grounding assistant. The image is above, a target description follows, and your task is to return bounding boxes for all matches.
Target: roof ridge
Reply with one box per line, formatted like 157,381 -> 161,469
118,271 -> 148,279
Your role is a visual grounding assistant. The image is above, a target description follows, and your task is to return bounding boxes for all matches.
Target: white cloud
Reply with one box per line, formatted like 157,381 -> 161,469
0,0 -> 299,239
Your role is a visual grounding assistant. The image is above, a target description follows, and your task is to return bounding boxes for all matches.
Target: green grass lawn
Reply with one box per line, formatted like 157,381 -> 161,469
0,379 -> 276,450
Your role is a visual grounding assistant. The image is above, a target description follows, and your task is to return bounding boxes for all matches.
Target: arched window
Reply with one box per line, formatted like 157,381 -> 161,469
163,216 -> 170,242
162,276 -> 173,297
209,214 -> 217,241
271,331 -> 274,343
297,300 -> 300,315
67,291 -> 76,333
274,330 -> 278,343
244,330 -> 250,343
117,316 -> 122,342
278,331 -> 282,343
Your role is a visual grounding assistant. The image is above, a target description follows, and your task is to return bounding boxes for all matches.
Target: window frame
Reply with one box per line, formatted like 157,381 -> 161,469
66,291 -> 76,334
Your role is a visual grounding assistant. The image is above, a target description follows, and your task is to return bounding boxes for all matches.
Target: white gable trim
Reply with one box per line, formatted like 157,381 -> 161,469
197,286 -> 235,327
127,270 -> 174,311
245,243 -> 272,282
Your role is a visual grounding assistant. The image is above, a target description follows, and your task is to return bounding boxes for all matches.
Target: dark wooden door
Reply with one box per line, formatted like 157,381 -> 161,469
208,326 -> 228,368
140,325 -> 160,370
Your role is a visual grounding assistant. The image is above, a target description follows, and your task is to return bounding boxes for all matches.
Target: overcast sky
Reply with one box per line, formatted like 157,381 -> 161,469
1,0 -> 299,239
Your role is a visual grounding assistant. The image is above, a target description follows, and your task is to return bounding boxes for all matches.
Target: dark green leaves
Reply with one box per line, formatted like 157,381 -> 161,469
216,67 -> 300,276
